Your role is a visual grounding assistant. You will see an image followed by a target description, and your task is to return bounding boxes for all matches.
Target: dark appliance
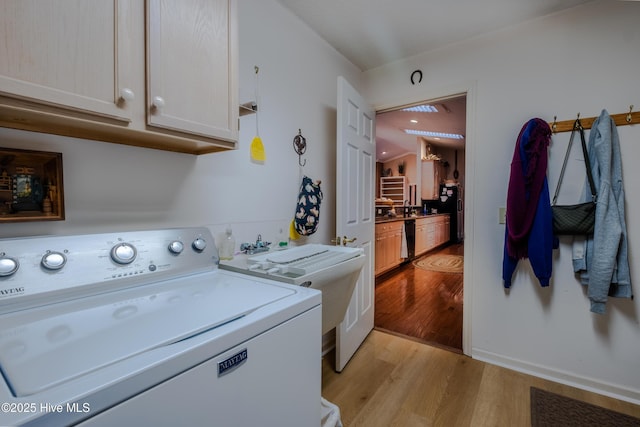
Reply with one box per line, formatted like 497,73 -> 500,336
438,183 -> 464,243
404,219 -> 416,260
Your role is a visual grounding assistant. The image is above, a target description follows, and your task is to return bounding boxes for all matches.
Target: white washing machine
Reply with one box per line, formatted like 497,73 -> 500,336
0,227 -> 321,427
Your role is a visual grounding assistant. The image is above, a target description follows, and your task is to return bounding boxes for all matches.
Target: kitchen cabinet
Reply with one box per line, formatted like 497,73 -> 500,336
147,0 -> 236,141
380,176 -> 408,209
375,215 -> 450,276
0,0 -> 134,123
375,221 -> 404,276
421,160 -> 444,200
415,214 -> 450,257
415,218 -> 429,256
0,0 -> 237,155
415,216 -> 441,256
437,215 -> 451,246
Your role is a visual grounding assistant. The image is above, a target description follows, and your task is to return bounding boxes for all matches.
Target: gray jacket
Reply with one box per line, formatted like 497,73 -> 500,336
572,109 -> 632,314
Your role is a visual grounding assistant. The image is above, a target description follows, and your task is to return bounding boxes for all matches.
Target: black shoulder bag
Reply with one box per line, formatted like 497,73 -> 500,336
551,119 -> 597,235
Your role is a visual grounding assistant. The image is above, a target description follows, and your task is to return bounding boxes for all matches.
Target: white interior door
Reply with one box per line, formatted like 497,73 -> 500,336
335,76 -> 375,372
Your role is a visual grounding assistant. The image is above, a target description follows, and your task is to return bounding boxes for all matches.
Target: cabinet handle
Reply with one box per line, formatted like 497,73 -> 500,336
119,88 -> 135,103
151,96 -> 165,112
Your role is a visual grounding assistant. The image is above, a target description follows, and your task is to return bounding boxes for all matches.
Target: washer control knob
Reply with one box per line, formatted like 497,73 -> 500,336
41,251 -> 67,270
0,256 -> 19,277
168,240 -> 184,254
111,243 -> 137,264
192,237 -> 207,252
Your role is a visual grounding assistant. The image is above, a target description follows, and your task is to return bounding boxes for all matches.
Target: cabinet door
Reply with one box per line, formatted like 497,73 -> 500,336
0,0 -> 133,122
421,160 -> 435,199
375,224 -> 393,275
426,221 -> 437,251
444,216 -> 452,245
436,218 -> 445,246
389,226 -> 403,268
415,221 -> 427,256
147,0 -> 238,141
375,222 -> 404,275
374,227 -> 386,275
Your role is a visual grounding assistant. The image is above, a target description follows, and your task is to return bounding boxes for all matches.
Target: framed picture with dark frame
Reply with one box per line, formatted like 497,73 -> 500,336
0,148 -> 64,222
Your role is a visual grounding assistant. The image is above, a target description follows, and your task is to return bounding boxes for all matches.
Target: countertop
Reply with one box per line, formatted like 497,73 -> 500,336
375,213 -> 449,224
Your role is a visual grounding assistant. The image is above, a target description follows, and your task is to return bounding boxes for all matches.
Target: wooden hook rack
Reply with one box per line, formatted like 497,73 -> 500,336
550,105 -> 639,133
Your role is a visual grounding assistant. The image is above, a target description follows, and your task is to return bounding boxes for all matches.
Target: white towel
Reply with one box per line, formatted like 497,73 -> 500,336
400,222 -> 408,259
321,397 -> 343,427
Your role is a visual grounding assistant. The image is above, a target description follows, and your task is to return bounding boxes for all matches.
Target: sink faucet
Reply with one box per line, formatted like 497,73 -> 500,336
240,234 -> 271,254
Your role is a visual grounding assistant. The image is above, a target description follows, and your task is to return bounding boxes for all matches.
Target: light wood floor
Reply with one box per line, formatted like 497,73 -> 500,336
322,330 -> 640,426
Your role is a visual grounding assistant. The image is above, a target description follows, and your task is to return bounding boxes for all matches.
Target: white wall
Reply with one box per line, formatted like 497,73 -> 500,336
0,0 -> 361,250
364,0 -> 640,403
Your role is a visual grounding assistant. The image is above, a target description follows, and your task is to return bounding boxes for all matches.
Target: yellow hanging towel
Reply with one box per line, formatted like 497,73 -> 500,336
289,219 -> 301,240
249,66 -> 265,163
250,136 -> 265,162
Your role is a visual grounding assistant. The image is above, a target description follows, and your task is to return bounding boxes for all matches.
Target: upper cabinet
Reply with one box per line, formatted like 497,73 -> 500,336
0,0 -> 134,122
147,0 -> 237,141
421,160 -> 444,200
0,0 -> 238,155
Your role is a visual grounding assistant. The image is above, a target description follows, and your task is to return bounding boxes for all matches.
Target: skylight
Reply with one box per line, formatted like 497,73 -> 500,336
402,104 -> 438,113
404,129 -> 464,139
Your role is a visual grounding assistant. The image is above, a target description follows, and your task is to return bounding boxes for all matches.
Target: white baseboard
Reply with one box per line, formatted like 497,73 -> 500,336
472,347 -> 640,406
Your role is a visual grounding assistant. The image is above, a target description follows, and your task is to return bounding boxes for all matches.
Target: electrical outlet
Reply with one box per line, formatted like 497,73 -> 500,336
499,207 -> 506,224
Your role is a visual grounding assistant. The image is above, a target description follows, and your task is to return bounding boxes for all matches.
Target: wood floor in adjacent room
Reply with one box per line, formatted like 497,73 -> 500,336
321,330 -> 640,426
375,243 -> 463,352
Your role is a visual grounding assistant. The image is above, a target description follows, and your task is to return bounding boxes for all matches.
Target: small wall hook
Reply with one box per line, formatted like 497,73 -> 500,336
410,70 -> 423,85
293,129 -> 307,167
627,105 -> 634,123
551,116 -> 557,133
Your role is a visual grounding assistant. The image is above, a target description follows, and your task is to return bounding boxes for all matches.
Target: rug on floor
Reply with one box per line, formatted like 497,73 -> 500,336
413,254 -> 463,273
530,387 -> 640,427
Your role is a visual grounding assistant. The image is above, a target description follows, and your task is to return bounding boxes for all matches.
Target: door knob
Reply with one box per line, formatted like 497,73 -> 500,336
342,236 -> 357,246
331,236 -> 342,246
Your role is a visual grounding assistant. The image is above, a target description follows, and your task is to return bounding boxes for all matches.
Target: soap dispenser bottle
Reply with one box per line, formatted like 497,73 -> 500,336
219,227 -> 236,260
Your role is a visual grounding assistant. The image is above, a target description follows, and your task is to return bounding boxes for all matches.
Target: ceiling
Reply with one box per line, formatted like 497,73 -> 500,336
376,95 -> 466,161
275,0 -> 596,160
275,0 -> 595,72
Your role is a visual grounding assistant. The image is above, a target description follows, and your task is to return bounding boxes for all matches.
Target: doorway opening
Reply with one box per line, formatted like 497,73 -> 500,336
373,93 -> 466,353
